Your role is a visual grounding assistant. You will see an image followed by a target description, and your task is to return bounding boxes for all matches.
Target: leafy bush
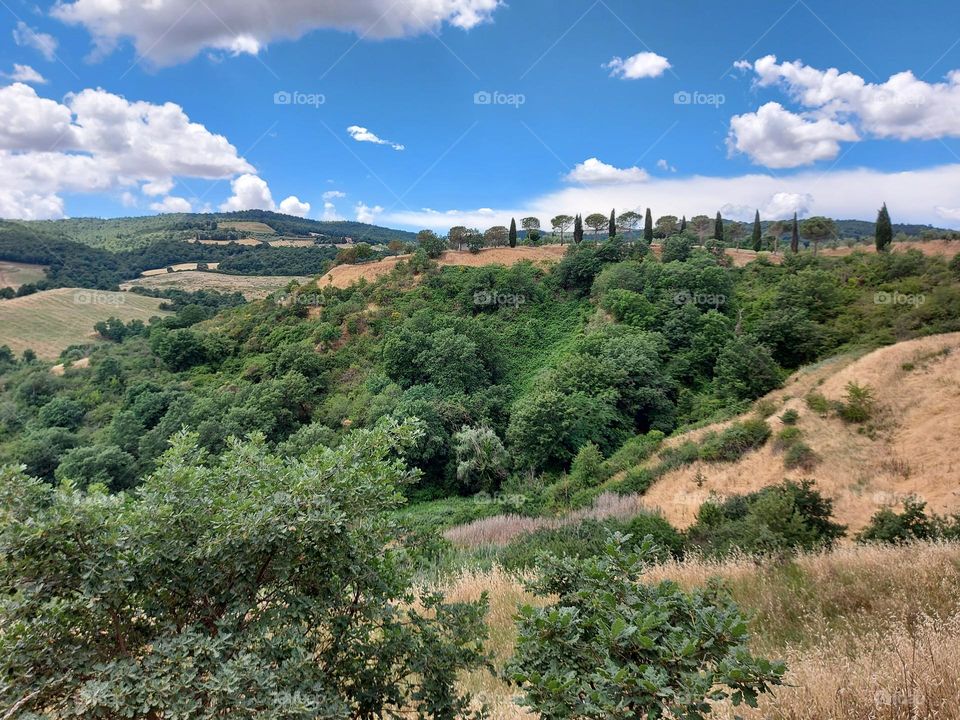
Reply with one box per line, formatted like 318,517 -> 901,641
856,497 -> 960,544
780,408 -> 800,425
783,441 -> 819,470
837,381 -> 875,423
507,534 -> 785,718
0,421 -> 490,718
773,426 -> 802,451
686,480 -> 846,557
714,336 -> 782,401
657,440 -> 700,471
698,418 -> 771,463
453,425 -> 509,494
568,442 -> 605,487
805,392 -> 831,416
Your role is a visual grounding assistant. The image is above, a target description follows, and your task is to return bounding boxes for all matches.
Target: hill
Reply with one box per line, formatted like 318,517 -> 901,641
3,210 -> 417,252
0,289 -> 171,359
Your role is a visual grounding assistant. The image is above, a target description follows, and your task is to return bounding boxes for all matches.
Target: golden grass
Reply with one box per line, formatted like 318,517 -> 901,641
139,262 -> 221,277
441,542 -> 960,719
0,288 -> 171,359
120,271 -> 312,300
0,260 -> 46,290
217,220 -> 276,234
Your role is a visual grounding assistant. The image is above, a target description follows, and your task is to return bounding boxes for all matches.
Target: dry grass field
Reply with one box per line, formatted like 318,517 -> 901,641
0,260 -> 47,289
0,288 -> 171,359
439,541 -> 960,719
191,237 -> 263,246
217,220 -> 276,234
319,245 -> 569,288
140,262 -> 221,277
121,270 -> 313,299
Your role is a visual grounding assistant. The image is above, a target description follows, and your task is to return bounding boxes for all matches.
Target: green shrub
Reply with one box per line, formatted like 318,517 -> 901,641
855,497 -> 960,543
783,441 -> 819,470
657,441 -> 700,471
754,398 -> 777,418
837,382 -> 874,423
772,426 -> 802,451
508,534 -> 785,718
686,480 -> 846,557
698,418 -> 771,463
780,408 -> 800,425
602,431 -> 664,475
805,392 -> 831,416
569,442 -> 606,487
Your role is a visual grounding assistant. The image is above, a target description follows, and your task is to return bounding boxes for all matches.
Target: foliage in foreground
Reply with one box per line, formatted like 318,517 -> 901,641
0,421 -> 489,719
507,534 -> 785,719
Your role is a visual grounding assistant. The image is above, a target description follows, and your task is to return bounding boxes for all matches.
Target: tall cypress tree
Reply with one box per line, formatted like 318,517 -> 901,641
751,210 -> 762,252
509,218 -> 517,248
609,209 -> 616,238
644,208 -> 654,242
875,203 -> 893,252
573,214 -> 583,245
791,212 -> 800,254
714,212 -> 724,242
680,215 -> 687,233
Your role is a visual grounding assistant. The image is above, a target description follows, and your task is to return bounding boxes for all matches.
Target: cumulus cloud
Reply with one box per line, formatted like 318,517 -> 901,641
355,202 -> 384,223
727,102 -> 859,168
150,195 -> 192,213
603,51 -> 671,79
220,174 -> 275,212
0,82 -> 253,219
2,64 -> 47,84
279,195 -> 311,217
347,125 -> 405,151
657,158 -> 677,173
53,0 -> 501,65
322,190 -> 346,200
382,164 -> 960,231
729,55 -> 960,167
565,157 -> 649,185
935,206 -> 960,221
12,22 -> 58,61
322,201 -> 344,221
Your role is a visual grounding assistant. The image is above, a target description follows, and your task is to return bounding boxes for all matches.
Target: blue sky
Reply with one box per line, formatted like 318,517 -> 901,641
3,0 -> 960,228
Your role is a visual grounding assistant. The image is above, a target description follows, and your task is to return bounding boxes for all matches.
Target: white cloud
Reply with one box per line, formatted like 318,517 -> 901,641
12,22 -> 58,61
219,174 -> 275,212
382,164 -> 960,231
2,64 -> 47,84
120,190 -> 137,207
657,158 -> 677,173
322,189 -> 346,200
355,201 -> 384,223
321,201 -> 344,221
727,102 -> 859,168
0,82 -> 253,219
347,125 -> 405,151
721,192 -> 813,222
150,195 -> 192,213
279,195 -> 310,217
742,55 -> 960,142
53,0 -> 501,65
604,51 -> 671,80
565,157 -> 649,185
935,206 -> 960,221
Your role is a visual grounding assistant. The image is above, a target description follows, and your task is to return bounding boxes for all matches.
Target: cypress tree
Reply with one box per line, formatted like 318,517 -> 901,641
875,203 -> 893,252
573,214 -> 583,245
791,212 -> 800,253
644,208 -> 654,243
714,212 -> 724,242
509,218 -> 517,248
751,210 -> 762,252
609,209 -> 616,238
680,215 -> 687,233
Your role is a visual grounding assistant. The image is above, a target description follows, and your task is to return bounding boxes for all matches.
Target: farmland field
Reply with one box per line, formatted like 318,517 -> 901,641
120,270 -> 312,299
0,261 -> 46,289
218,221 -> 276,234
0,288 -> 171,359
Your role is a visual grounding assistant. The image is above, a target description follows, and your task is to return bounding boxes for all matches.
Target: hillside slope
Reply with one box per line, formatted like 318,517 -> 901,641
642,332 -> 960,532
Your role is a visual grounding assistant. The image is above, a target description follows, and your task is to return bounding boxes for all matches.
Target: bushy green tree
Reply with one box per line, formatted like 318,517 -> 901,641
714,335 -> 781,400
875,203 -> 893,253
54,444 -> 138,491
0,421 -> 489,719
508,534 -> 785,719
453,425 -> 509,494
417,228 -> 447,258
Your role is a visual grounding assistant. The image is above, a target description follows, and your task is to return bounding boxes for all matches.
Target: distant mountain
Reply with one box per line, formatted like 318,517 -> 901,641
756,218 -> 953,239
8,210 -> 417,252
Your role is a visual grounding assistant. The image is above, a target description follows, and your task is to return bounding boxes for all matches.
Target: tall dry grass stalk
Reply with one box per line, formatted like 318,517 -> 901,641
439,542 -> 960,720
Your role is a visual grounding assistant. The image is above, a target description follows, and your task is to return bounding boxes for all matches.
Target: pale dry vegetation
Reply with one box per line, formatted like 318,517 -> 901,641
440,542 -> 960,719
121,270 -> 312,299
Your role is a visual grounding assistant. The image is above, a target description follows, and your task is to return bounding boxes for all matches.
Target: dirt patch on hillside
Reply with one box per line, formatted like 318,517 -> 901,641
319,245 -> 569,288
121,271 -> 310,299
640,333 -> 960,532
818,239 -> 960,258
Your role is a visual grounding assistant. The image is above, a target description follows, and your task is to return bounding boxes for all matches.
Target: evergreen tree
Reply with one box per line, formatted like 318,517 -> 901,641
875,203 -> 893,253
680,215 -> 687,233
791,212 -> 800,253
714,211 -> 724,241
573,214 -> 584,244
751,210 -> 762,252
609,209 -> 616,238
644,208 -> 654,242
509,218 -> 517,248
